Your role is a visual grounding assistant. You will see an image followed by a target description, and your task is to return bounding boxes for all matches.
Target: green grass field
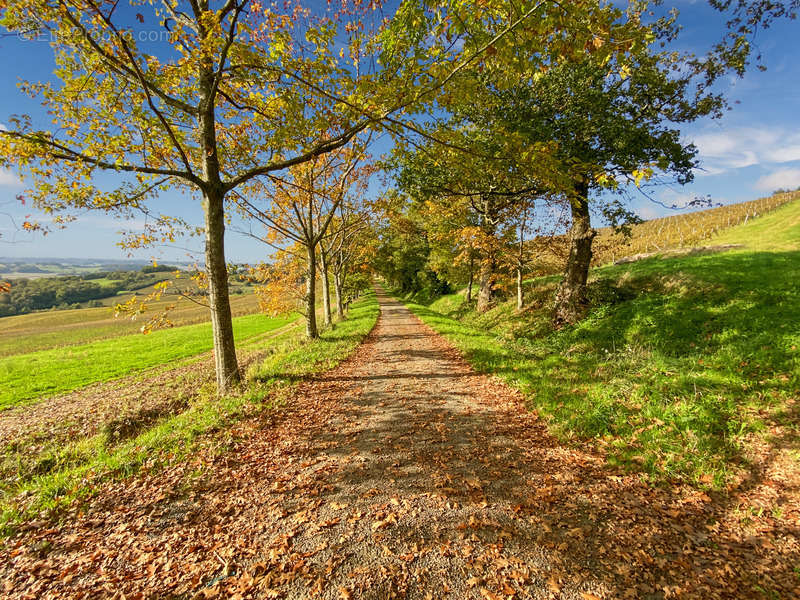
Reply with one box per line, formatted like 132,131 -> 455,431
1,311 -> 295,408
399,200 -> 800,487
0,291 -> 261,357
0,291 -> 379,536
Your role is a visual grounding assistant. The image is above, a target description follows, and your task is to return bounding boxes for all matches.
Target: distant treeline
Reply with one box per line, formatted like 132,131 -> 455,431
0,267 -> 176,317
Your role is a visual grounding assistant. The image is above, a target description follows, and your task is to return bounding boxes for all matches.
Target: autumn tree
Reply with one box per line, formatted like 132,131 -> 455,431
389,120 -> 557,312
249,245 -> 305,321
384,0 -> 678,313
1,0 -> 628,388
320,191 -> 379,322
373,192 -> 448,297
708,0 -> 798,74
0,0 -> 381,390
389,0 -> 757,327
0,1 -> 445,389
505,202 -> 539,311
235,142 -> 372,338
482,42 -> 725,324
408,7 -> 732,323
421,200 -> 481,303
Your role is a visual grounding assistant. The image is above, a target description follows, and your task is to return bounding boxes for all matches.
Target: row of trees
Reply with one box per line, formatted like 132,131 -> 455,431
238,141 -> 378,338
0,269 -> 175,316
0,0 -> 792,392
384,6 -> 731,322
0,277 -> 112,316
235,139 -> 377,338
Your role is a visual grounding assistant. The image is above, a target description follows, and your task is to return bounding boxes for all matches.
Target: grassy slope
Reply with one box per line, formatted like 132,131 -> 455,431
0,289 -> 260,357
402,200 -> 800,487
1,312 -> 295,408
0,292 -> 379,535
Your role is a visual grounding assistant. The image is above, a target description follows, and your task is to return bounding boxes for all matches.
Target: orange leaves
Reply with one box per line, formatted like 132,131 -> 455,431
464,476 -> 483,492
120,231 -> 157,250
252,252 -> 305,317
0,281 -> 10,294
479,588 -> 503,600
317,517 -> 340,529
547,576 -> 562,595
114,295 -> 147,321
583,35 -> 605,54
191,269 -> 209,291
371,511 -> 397,531
21,220 -> 43,233
337,587 -> 353,600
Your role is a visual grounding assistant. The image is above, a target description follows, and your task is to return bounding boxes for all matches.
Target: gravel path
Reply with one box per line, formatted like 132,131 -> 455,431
2,288 -> 797,599
276,288 -> 602,599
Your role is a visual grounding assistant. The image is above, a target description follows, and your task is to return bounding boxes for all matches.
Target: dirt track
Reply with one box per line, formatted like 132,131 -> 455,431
2,288 -> 797,599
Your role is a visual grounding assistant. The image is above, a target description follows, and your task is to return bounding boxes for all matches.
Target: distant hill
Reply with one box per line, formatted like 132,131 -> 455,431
0,258 -> 194,279
526,190 -> 800,276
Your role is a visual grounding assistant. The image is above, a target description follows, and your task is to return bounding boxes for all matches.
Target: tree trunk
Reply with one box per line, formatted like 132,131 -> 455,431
475,197 -> 498,313
340,269 -> 349,312
198,65 -> 239,394
334,270 -> 344,318
516,208 -> 527,312
203,187 -> 241,392
476,254 -> 496,313
553,181 -> 595,327
305,243 -> 319,339
466,254 -> 474,302
320,248 -> 332,327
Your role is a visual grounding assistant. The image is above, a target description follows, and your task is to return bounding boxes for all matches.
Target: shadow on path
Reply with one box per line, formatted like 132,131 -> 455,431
4,287 -> 797,600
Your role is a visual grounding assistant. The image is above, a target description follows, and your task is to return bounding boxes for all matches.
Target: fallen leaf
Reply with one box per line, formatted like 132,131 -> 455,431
338,587 -> 352,600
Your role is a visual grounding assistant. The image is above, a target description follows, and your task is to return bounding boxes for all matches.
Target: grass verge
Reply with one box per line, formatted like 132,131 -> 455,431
398,211 -> 800,489
0,291 -> 379,537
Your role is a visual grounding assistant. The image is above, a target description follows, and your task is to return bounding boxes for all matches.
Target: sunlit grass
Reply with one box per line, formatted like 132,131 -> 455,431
0,312 -> 295,408
0,292 -> 379,537
0,291 -> 261,357
399,202 -> 800,488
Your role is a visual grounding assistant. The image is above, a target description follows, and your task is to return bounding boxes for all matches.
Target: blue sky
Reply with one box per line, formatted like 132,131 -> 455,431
630,1 -> 800,219
0,1 -> 798,262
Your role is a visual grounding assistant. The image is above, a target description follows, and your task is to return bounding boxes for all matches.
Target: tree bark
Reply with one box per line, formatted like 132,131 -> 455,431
203,187 -> 241,392
553,180 -> 595,327
516,207 -> 527,312
320,248 -> 332,327
334,270 -> 344,318
475,197 -> 498,313
305,243 -> 319,339
466,253 -> 474,302
199,65 -> 240,393
476,253 -> 497,313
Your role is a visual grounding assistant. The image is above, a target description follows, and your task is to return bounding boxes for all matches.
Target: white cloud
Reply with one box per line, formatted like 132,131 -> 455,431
658,189 -> 697,208
0,168 -> 22,187
691,126 -> 800,176
755,168 -> 800,192
637,204 -> 663,220
0,123 -> 7,131
764,145 -> 800,163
